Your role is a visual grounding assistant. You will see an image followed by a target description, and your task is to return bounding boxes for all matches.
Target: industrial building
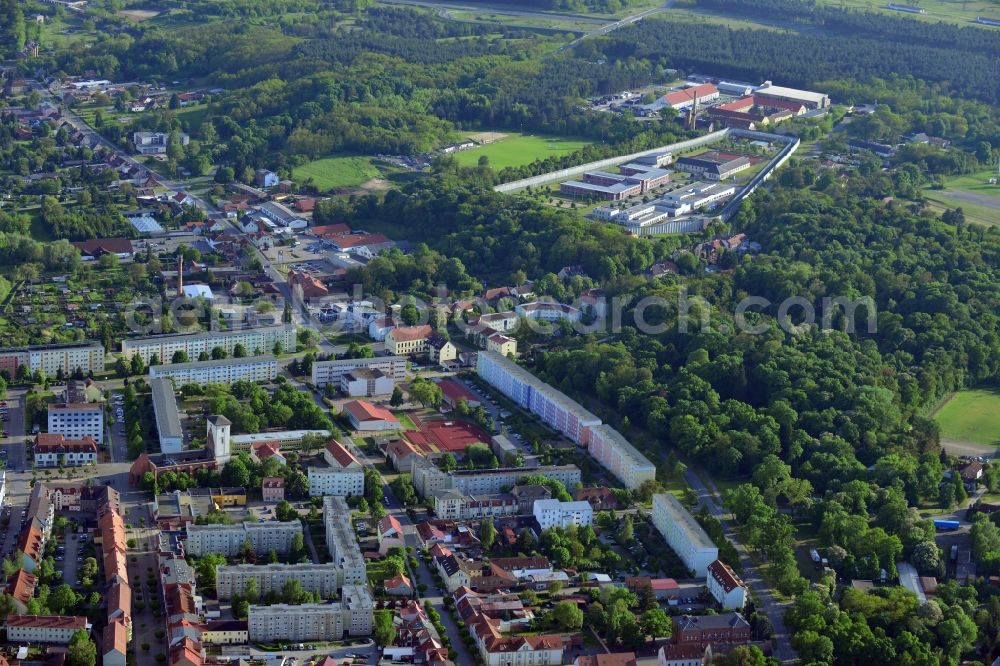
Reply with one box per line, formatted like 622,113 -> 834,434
150,377 -> 184,454
652,494 -> 719,577
754,81 -> 830,109
121,324 -> 297,365
311,355 -> 408,387
149,355 -> 278,386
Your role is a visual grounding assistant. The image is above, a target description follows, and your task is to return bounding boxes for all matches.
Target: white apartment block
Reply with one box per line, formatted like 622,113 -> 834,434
185,521 -> 302,557
532,499 -> 594,530
409,457 -> 581,499
47,403 -> 104,444
149,355 -> 278,386
248,586 -> 373,641
6,615 -> 91,644
311,356 -> 408,387
652,494 -> 719,577
121,324 -> 297,365
216,563 -> 343,599
308,467 -> 364,497
476,351 -> 600,445
432,489 -> 521,521
324,496 -> 367,587
586,424 -> 657,490
0,341 -> 105,377
514,301 -> 582,323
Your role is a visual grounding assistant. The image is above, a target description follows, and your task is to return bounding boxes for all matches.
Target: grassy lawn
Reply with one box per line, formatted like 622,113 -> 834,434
453,132 -> 592,171
934,387 -> 1000,447
815,0 -> 1000,25
292,156 -> 384,191
397,412 -> 419,432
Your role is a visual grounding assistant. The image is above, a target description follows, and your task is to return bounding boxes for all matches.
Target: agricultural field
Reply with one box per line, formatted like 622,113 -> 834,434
291,156 -> 386,191
934,388 -> 1000,448
923,170 -> 1000,227
453,132 -> 592,171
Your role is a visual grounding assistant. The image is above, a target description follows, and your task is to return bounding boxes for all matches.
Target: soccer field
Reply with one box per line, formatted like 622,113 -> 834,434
292,156 -> 383,191
934,388 -> 1000,447
453,133 -> 592,171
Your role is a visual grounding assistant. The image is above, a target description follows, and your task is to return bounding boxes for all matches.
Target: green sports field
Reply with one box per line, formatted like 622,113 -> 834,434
291,156 -> 383,191
934,388 -> 1000,447
453,133 -> 592,171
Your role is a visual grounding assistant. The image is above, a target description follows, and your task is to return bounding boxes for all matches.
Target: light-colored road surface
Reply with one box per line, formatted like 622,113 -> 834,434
941,189 -> 1000,211
685,468 -> 798,664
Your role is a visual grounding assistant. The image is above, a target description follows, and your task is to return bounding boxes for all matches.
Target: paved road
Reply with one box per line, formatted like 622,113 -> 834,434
685,468 -> 798,664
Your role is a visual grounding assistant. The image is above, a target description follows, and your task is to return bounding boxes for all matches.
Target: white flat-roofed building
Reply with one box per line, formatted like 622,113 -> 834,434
230,429 -> 332,453
514,301 -> 582,323
532,499 -> 594,530
586,424 -> 657,490
311,356 -> 408,387
754,81 -> 829,109
476,351 -> 600,445
121,324 -> 297,365
149,355 -> 278,386
47,402 -> 104,444
184,520 -> 302,557
248,586 -> 373,641
308,467 -> 364,497
660,182 -> 737,210
652,493 -> 719,577
216,563 -> 343,599
340,368 -> 394,397
6,614 -> 91,644
150,377 -> 184,454
324,496 -> 366,587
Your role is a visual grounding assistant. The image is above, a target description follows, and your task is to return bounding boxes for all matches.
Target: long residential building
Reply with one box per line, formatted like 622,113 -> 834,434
410,457 -> 581,499
33,433 -> 98,468
184,520 -> 302,557
652,494 -> 719,577
6,615 -> 91,644
150,377 -> 184,454
121,324 -> 297,365
586,424 -> 657,490
216,563 -> 343,599
476,351 -> 600,445
47,402 -> 104,444
0,341 -> 105,377
311,355 -> 408,387
324,496 -> 367,587
149,355 -> 278,386
247,586 -> 373,641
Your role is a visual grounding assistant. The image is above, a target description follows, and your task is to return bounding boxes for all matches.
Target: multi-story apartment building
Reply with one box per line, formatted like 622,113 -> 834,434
707,560 -> 748,610
0,341 -> 105,377
33,433 -> 98,468
150,377 -> 184,454
652,494 -> 719,577
324,496 -> 366,587
247,586 -> 373,641
216,563 -> 343,600
409,457 -> 581,499
121,324 -> 297,365
585,424 -> 657,491
469,611 -> 563,666
311,356 -> 407,387
385,325 -> 433,356
432,489 -> 521,521
532,499 -> 594,531
149,355 -> 278,386
184,521 -> 302,557
476,351 -> 600,445
6,615 -> 91,644
308,467 -> 364,497
47,403 -> 104,444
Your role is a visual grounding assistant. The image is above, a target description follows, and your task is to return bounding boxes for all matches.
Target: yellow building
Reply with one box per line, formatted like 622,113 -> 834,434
201,620 -> 249,645
486,333 -> 517,358
386,325 -> 432,356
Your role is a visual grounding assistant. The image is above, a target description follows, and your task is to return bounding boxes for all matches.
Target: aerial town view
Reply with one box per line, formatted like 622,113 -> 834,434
0,0 -> 999,665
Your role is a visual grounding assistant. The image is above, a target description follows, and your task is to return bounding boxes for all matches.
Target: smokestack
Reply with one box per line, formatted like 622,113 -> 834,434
178,255 -> 184,298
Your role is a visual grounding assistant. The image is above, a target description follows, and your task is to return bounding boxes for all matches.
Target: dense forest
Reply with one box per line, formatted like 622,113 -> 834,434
597,16 -> 1000,105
